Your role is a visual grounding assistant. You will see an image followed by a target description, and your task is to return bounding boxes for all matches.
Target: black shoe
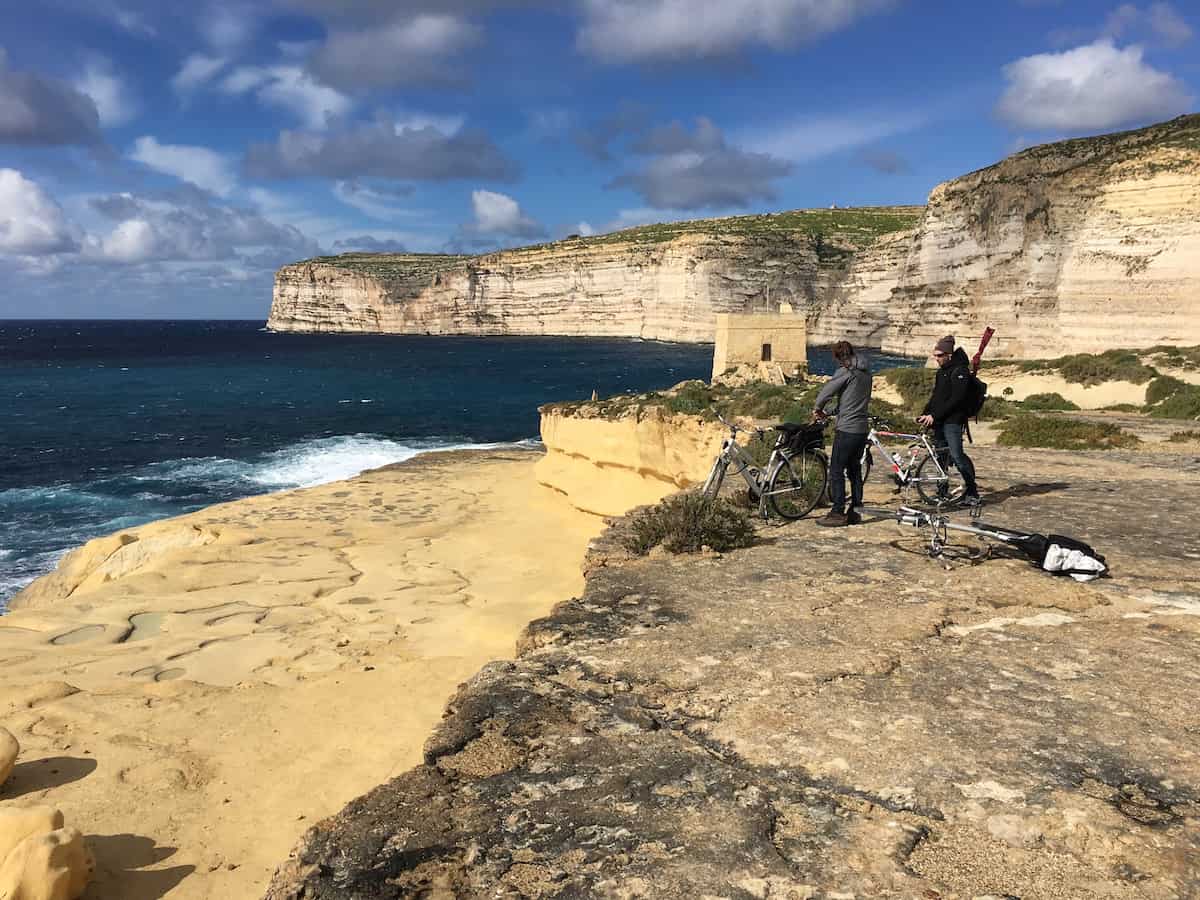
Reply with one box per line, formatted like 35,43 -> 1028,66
818,511 -> 849,528
959,494 -> 982,509
847,509 -> 863,525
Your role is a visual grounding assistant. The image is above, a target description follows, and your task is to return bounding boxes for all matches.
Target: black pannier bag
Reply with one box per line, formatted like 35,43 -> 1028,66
776,423 -> 825,455
1011,532 -> 1108,581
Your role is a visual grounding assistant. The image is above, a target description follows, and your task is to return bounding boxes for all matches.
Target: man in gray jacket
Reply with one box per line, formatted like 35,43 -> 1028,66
812,341 -> 872,527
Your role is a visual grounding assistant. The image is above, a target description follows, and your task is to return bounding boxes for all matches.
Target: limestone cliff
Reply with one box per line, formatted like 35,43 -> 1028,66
873,114 -> 1200,357
268,210 -> 921,343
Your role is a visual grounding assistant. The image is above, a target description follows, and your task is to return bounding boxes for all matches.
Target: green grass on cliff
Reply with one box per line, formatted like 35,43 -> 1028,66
294,206 -> 924,278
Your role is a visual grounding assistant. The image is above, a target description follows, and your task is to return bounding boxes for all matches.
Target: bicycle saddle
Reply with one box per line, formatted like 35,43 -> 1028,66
774,422 -> 807,433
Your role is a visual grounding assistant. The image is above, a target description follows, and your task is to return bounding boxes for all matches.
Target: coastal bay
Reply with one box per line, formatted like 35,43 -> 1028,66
0,447 -> 604,898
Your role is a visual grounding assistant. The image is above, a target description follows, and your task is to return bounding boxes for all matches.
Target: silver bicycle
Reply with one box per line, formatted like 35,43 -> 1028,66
858,416 -> 967,506
700,412 -> 828,520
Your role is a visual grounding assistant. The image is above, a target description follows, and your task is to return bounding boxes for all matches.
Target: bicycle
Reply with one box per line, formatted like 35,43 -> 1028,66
858,416 -> 967,506
700,412 -> 828,520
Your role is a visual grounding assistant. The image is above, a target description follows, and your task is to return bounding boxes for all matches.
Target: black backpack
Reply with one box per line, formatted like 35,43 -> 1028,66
966,373 -> 988,419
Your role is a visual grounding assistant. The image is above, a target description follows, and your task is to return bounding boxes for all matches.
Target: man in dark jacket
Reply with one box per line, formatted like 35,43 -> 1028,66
916,335 -> 981,506
813,341 -> 872,527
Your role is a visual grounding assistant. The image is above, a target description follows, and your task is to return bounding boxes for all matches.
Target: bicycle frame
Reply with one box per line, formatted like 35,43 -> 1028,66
890,505 -> 1034,557
862,423 -> 953,491
703,416 -> 826,519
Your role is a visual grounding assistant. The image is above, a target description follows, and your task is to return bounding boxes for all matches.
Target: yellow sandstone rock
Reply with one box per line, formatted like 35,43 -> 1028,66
0,728 -> 18,789
0,827 -> 93,900
0,808 -> 65,864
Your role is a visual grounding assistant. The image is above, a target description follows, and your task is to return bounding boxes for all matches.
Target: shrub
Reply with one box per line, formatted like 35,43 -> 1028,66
996,415 -> 1140,450
1023,350 -> 1155,386
882,367 -> 938,411
1168,430 -> 1200,443
978,396 -> 1018,421
622,493 -> 757,556
666,381 -> 714,415
1144,376 -> 1200,420
1146,344 -> 1200,370
1019,392 -> 1080,411
1102,403 -> 1142,412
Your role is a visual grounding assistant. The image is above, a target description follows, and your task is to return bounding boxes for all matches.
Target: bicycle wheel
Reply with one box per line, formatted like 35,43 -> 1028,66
914,452 -> 966,506
860,447 -> 873,483
766,452 -> 827,520
700,458 -> 728,500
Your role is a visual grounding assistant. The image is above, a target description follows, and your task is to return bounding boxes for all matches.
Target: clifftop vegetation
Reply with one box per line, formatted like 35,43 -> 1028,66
290,205 -> 924,279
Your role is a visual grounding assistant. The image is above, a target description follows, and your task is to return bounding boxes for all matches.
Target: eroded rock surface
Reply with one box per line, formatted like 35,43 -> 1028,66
266,447 -> 1200,899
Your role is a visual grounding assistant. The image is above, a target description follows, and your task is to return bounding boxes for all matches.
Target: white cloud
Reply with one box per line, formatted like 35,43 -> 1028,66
1104,2 -> 1193,47
310,14 -> 480,89
0,168 -> 81,256
578,0 -> 893,63
171,54 -> 228,93
73,59 -> 137,127
471,189 -> 540,234
129,136 -> 237,196
98,218 -> 158,263
221,65 -> 352,129
203,3 -> 257,52
996,40 -> 1193,131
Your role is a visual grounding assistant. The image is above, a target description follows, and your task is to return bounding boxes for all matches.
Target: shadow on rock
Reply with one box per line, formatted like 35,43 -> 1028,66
0,755 -> 98,798
984,481 -> 1071,505
86,834 -> 194,900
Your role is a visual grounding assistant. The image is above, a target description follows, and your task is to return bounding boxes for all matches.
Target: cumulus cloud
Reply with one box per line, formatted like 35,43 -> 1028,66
244,115 -> 520,182
277,0 -> 548,21
171,54 -> 228,93
309,14 -> 481,89
996,40 -> 1193,131
578,0 -> 894,63
0,49 -> 102,145
84,187 -> 319,265
448,189 -> 545,251
572,101 -> 651,161
608,117 -> 792,210
73,59 -> 138,127
129,136 -> 238,197
0,168 -> 81,256
221,64 -> 352,129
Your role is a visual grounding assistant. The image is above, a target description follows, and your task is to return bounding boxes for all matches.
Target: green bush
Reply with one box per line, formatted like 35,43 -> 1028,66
1019,392 -> 1080,411
1144,376 -> 1200,420
978,396 -> 1019,421
665,381 -> 714,415
1102,403 -> 1142,412
1022,350 -> 1155,386
996,415 -> 1140,450
882,367 -> 938,410
1168,430 -> 1200,443
623,494 -> 757,556
1146,344 -> 1200,370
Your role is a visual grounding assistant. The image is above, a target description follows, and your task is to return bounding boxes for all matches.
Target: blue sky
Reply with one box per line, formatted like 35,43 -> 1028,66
1,0 -> 1196,319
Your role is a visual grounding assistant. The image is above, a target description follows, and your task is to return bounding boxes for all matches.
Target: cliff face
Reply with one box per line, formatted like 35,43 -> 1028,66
874,116 -> 1200,357
268,210 -> 921,343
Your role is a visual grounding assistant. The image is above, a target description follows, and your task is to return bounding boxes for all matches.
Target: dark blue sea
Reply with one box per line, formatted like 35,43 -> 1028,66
0,321 -> 914,606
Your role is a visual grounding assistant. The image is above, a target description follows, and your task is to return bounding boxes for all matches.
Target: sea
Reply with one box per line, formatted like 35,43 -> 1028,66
0,320 -> 915,608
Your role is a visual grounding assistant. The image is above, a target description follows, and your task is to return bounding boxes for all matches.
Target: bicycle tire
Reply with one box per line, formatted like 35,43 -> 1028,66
701,458 -> 727,500
914,452 -> 967,506
766,451 -> 827,520
860,448 -> 873,483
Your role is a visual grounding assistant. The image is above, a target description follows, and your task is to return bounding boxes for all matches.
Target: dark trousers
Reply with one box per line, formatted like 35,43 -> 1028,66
933,422 -> 979,496
829,430 -> 868,514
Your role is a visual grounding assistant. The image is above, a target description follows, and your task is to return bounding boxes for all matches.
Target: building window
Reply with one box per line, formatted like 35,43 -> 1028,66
761,343 -> 772,362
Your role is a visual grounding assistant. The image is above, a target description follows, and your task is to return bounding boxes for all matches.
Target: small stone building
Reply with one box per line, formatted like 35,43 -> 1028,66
711,312 -> 808,382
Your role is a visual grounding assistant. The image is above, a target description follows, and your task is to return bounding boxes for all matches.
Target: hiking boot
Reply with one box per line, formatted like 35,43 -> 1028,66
818,510 -> 849,528
847,509 -> 863,526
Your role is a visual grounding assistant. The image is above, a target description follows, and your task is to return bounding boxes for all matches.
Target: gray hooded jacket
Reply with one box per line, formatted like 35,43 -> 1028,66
814,353 -> 873,434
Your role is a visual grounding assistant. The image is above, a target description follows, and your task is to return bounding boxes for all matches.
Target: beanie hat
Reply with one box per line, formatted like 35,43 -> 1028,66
935,335 -> 955,355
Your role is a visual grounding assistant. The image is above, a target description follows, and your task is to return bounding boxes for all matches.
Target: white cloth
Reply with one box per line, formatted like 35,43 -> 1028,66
1043,544 -> 1107,582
